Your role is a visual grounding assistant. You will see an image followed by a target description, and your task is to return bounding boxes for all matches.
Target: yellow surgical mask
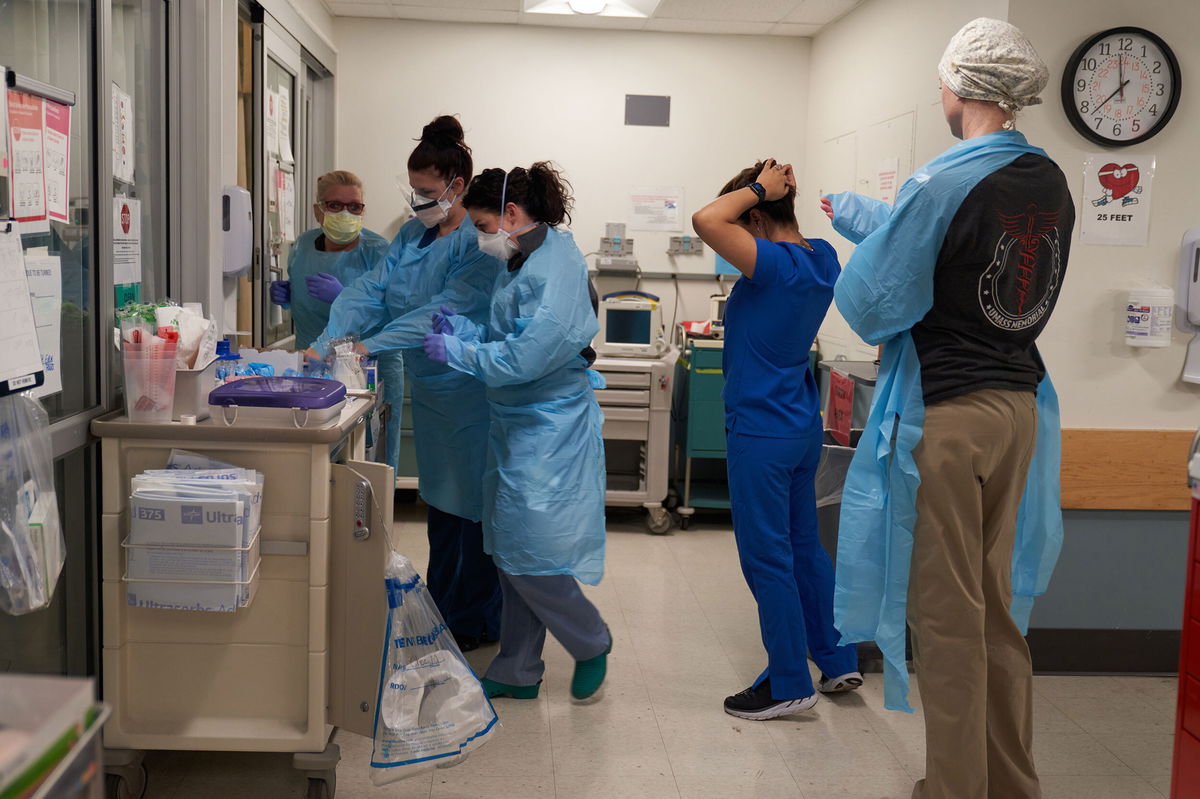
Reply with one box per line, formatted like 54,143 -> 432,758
322,210 -> 363,244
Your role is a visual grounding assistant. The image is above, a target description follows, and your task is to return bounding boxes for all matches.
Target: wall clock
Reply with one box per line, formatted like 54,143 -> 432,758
1060,26 -> 1181,146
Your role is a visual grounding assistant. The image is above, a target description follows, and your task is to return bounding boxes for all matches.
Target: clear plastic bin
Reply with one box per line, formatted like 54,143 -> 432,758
122,343 -> 178,423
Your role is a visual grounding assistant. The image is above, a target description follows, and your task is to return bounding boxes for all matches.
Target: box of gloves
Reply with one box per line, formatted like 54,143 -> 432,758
124,457 -> 264,612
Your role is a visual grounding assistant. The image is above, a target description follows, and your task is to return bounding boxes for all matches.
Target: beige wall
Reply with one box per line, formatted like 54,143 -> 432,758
331,17 -> 810,325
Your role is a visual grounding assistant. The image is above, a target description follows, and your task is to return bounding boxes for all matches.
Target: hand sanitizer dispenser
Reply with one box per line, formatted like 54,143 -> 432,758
222,185 -> 253,277
1174,227 -> 1200,383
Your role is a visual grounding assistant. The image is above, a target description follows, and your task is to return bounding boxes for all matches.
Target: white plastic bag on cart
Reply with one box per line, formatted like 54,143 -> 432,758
370,552 -> 499,785
0,394 -> 65,615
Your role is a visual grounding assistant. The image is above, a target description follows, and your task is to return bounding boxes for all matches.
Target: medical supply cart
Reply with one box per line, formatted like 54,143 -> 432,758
1171,433 -> 1200,798
91,394 -> 394,799
672,338 -> 729,529
593,351 -> 676,534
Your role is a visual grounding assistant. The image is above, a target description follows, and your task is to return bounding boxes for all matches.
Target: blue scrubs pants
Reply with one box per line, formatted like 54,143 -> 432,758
425,504 -> 502,641
727,429 -> 859,700
484,571 -> 609,687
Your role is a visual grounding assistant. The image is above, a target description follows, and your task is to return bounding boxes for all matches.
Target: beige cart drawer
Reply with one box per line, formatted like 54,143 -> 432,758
596,388 -> 651,406
601,372 -> 652,389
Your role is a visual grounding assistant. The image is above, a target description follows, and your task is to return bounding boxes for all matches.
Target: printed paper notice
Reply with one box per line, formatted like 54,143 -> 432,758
266,91 -> 280,158
1081,154 -> 1155,246
826,369 -> 854,447
278,88 -> 294,164
630,186 -> 683,231
43,101 -> 71,223
112,84 -> 134,184
24,255 -> 61,398
876,157 -> 899,205
0,227 -> 45,389
113,197 -> 142,285
7,90 -> 47,230
280,171 -> 296,241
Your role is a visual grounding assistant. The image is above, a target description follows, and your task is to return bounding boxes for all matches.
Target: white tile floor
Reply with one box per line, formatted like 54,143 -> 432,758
142,503 -> 1179,799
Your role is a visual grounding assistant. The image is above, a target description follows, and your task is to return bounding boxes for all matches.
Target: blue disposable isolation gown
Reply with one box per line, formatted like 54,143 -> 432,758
314,216 -> 501,519
287,227 -> 390,350
441,226 -> 607,585
828,130 -> 1065,712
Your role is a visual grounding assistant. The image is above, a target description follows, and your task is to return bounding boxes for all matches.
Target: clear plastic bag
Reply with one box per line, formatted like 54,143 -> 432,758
370,552 -> 499,784
0,394 -> 65,615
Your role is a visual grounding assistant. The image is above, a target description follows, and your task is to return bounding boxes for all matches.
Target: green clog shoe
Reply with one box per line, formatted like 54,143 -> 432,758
481,677 -> 541,699
571,628 -> 613,700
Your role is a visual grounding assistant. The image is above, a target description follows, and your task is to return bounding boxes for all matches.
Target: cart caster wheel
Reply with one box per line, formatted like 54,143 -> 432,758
664,490 -> 680,511
105,766 -> 147,799
679,516 -> 692,530
645,507 -> 672,535
307,776 -> 335,799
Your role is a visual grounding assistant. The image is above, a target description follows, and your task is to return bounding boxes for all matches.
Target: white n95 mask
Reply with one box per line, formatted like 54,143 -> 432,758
477,229 -> 517,261
410,180 -> 457,229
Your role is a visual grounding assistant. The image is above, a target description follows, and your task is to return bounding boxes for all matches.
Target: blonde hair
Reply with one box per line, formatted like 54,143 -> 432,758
316,170 -> 363,202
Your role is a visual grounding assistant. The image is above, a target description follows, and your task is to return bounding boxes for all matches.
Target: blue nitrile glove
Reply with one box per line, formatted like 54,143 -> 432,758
431,304 -> 457,335
269,280 -> 291,306
306,272 -> 344,304
423,333 -> 466,365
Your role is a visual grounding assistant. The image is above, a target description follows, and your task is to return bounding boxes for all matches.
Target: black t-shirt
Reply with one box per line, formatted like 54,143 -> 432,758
913,153 -> 1074,405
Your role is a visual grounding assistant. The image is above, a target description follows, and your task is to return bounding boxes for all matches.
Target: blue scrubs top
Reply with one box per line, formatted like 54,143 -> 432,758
722,237 -> 840,438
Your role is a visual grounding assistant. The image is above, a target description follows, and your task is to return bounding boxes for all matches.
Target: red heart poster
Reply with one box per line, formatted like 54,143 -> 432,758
1082,154 -> 1154,246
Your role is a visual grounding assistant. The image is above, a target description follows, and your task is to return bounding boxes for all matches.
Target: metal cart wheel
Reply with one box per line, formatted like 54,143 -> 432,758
679,515 -> 692,530
645,506 -> 673,535
104,765 -> 147,799
307,775 -> 335,799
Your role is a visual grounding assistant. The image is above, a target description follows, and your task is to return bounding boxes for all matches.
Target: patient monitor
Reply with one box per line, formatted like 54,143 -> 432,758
596,291 -> 668,358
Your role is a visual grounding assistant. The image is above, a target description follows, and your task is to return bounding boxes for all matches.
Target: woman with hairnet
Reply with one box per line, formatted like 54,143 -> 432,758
691,159 -> 861,722
423,162 -> 611,702
270,170 -> 389,350
308,116 -> 504,651
823,18 -> 1073,799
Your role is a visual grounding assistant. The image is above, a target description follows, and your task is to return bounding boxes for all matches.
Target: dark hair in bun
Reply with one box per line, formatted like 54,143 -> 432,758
407,115 -> 473,183
463,162 -> 574,227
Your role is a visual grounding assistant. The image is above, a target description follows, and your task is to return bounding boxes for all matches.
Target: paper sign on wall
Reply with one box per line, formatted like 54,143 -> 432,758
111,83 -> 134,184
0,225 -> 45,392
7,90 -> 47,232
113,196 -> 142,285
826,369 -> 854,447
1081,154 -> 1155,246
265,91 -> 280,158
42,100 -> 70,223
280,171 -> 296,242
876,157 -> 899,205
630,186 -> 683,231
24,255 -> 61,398
278,87 -> 294,164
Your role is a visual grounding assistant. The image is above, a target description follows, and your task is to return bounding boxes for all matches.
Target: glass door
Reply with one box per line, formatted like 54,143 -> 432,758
255,19 -> 303,347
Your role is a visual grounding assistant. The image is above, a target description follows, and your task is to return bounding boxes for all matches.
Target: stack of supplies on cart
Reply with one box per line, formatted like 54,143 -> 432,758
123,463 -> 264,612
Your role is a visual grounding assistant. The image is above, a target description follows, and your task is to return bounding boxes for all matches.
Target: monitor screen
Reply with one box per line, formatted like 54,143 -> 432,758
605,308 -> 652,344
714,299 -> 726,323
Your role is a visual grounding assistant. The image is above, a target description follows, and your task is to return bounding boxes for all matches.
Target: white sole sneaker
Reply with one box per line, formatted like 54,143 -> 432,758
723,693 -> 819,721
818,671 -> 864,694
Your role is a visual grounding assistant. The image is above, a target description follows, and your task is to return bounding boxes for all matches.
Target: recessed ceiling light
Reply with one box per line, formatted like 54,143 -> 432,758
524,0 -> 660,19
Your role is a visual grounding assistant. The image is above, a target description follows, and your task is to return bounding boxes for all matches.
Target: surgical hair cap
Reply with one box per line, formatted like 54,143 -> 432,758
938,18 -> 1048,123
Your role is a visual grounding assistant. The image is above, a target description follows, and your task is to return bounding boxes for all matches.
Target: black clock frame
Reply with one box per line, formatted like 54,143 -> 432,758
1060,26 -> 1181,147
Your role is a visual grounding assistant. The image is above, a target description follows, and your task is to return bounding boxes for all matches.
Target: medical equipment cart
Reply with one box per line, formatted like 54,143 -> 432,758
592,351 -> 676,534
1171,432 -> 1200,798
91,394 -> 394,799
672,338 -> 729,529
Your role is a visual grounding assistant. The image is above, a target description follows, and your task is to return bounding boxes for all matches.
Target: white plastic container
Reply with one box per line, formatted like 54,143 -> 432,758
172,357 -> 218,421
1125,287 -> 1174,347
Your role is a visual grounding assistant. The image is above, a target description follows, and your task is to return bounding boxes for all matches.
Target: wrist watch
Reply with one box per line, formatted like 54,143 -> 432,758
747,182 -> 766,203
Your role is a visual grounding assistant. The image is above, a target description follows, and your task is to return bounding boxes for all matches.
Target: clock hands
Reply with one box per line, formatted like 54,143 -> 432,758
1118,55 -> 1124,100
1099,79 -> 1130,109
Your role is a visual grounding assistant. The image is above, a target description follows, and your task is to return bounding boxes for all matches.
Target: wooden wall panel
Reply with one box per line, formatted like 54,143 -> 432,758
1060,429 -> 1194,511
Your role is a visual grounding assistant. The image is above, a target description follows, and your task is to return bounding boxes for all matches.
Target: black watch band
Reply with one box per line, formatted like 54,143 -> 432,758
747,182 -> 767,203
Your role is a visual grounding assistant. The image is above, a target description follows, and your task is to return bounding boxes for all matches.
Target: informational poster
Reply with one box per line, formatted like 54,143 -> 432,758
1081,154 -> 1155,246
268,160 -> 281,214
265,90 -> 280,158
876,157 -> 899,205
24,255 -> 61,398
0,95 -> 9,218
7,90 -> 47,231
113,196 -> 142,285
280,171 -> 296,241
826,368 -> 854,447
629,186 -> 683,231
42,101 -> 70,223
0,226 -> 45,392
111,84 -> 134,184
277,87 -> 294,164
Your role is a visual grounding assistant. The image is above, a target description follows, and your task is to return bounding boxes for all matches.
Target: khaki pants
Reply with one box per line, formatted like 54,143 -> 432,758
908,389 -> 1041,799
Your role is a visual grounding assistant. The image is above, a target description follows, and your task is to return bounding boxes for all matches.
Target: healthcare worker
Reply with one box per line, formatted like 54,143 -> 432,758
824,19 -> 1072,799
423,163 -> 611,701
691,159 -> 861,721
271,170 -> 389,349
309,116 -> 504,650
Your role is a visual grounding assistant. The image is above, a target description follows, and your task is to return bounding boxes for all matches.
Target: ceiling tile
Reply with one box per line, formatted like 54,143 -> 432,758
521,11 -> 648,31
783,0 -> 861,25
768,21 -> 821,36
385,5 -> 521,23
642,17 -> 773,35
327,2 -> 395,17
653,0 -> 800,22
394,0 -> 520,9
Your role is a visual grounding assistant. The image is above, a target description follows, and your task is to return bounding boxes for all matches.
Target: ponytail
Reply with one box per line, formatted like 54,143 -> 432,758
463,161 -> 574,226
